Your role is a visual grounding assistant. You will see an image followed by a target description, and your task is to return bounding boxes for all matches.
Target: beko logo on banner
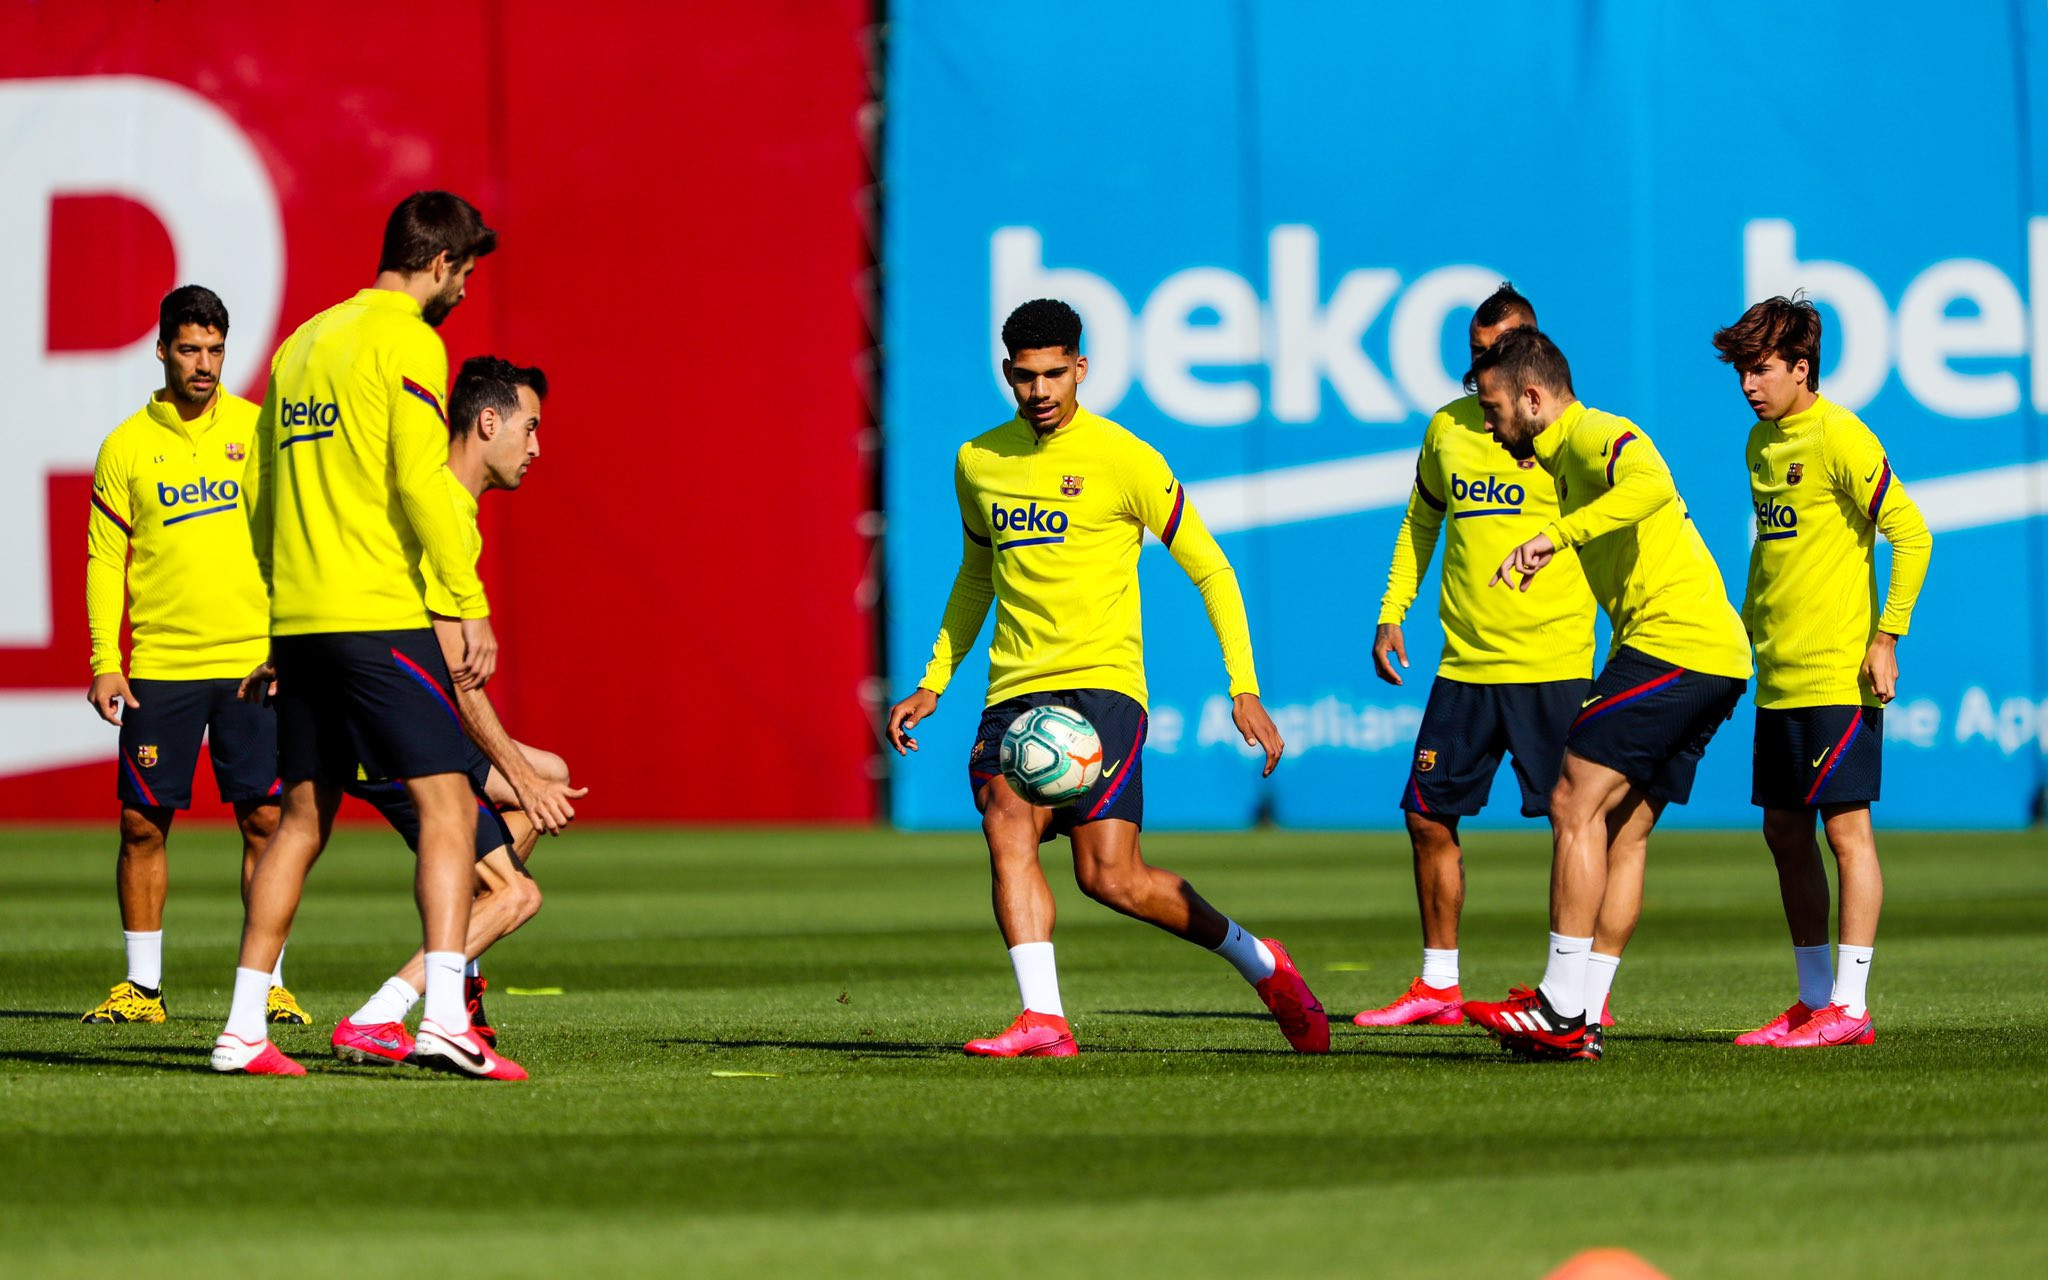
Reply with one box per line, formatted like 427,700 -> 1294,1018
992,226 -> 1497,428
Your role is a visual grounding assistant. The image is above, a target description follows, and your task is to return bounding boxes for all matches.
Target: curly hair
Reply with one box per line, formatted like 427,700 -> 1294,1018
1001,298 -> 1082,357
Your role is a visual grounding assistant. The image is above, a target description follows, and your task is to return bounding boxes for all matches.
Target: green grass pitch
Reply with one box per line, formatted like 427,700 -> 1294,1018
2,823 -> 2044,1278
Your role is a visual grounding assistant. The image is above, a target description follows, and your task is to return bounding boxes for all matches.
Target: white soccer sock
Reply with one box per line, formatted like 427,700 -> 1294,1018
224,966 -> 273,1042
1794,943 -> 1833,1010
270,940 -> 288,989
1007,942 -> 1064,1018
1832,945 -> 1874,1016
1212,920 -> 1277,984
351,976 -> 422,1028
1538,933 -> 1592,1020
124,930 -> 163,992
1583,951 -> 1621,1022
464,959 -> 482,980
1421,948 -> 1459,989
423,951 -> 468,1030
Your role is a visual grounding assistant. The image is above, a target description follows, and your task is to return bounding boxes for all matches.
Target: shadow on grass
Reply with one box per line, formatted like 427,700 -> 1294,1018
0,1010 -> 87,1021
0,1044 -> 214,1072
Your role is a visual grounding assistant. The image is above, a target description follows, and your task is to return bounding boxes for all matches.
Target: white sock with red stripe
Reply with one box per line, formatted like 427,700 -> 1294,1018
1538,933 -> 1592,1020
1421,948 -> 1458,989
1008,942 -> 1064,1018
1213,920 -> 1277,983
423,951 -> 468,1030
1794,943 -> 1833,1010
124,930 -> 163,992
224,966 -> 272,1042
1831,945 -> 1873,1017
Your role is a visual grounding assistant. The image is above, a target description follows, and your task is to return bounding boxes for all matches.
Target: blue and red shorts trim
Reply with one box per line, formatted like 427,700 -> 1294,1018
1752,704 -> 1883,809
1565,645 -> 1746,806
969,688 -> 1147,841
272,628 -> 473,787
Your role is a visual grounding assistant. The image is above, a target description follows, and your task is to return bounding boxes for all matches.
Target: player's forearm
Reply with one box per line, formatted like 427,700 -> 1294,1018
84,556 -> 127,676
1548,460 -> 1673,547
1876,494 -> 1933,636
918,566 -> 995,695
433,617 -> 529,780
1378,498 -> 1443,626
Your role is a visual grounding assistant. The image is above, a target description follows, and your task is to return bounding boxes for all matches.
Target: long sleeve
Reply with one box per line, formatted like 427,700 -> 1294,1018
1378,430 -> 1446,625
1545,424 -> 1675,548
919,456 -> 997,694
86,437 -> 133,677
391,357 -> 489,619
244,370 -> 278,597
1125,445 -> 1259,697
1831,426 -> 1932,637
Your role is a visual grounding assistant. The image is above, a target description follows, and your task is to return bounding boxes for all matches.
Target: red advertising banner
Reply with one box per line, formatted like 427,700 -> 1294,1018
0,0 -> 878,820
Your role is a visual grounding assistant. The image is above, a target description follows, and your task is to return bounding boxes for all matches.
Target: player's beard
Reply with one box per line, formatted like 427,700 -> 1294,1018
422,279 -> 464,328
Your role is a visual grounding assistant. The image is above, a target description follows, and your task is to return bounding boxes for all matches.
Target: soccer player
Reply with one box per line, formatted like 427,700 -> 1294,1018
81,286 -> 307,1027
1360,284 -> 1611,1029
325,355 -> 584,1063
212,191 -> 519,1079
1463,329 -> 1752,1061
1713,296 -> 1932,1048
885,298 -> 1327,1058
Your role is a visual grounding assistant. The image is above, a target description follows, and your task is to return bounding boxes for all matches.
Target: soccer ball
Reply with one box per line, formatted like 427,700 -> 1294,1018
999,705 -> 1104,807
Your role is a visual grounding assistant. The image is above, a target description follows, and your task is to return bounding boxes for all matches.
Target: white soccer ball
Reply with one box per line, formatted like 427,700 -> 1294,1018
999,705 -> 1104,807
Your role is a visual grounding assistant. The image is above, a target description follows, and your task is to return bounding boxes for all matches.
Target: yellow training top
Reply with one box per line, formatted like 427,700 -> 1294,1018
243,288 -> 488,636
1379,395 -> 1596,683
1743,395 -> 1932,709
86,391 -> 270,680
1533,402 -> 1752,680
919,405 -> 1258,709
420,473 -> 481,620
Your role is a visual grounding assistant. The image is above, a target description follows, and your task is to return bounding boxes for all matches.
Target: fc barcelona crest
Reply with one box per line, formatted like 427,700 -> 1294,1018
1061,475 -> 1084,497
137,745 -> 159,768
225,442 -> 246,462
1517,457 -> 1536,469
1415,748 -> 1437,773
1786,462 -> 1803,485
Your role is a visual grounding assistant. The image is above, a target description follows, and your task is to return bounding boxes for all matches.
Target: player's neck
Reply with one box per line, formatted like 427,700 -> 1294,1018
155,385 -> 216,424
445,443 -> 489,498
1029,404 -> 1083,439
371,270 -> 440,313
1779,389 -> 1820,421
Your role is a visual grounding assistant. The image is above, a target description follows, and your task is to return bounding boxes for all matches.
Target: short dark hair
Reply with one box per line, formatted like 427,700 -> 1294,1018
378,191 -> 498,275
1001,298 -> 1082,357
1713,295 -> 1822,391
1469,327 -> 1575,398
159,284 -> 228,345
449,355 -> 547,439
1471,281 -> 1536,331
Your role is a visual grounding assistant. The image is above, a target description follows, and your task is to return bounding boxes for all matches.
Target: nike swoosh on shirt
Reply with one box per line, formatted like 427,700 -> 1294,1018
1865,465 -> 1881,481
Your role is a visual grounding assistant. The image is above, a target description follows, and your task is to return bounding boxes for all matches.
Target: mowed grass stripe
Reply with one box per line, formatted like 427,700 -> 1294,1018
2,824 -> 2044,1278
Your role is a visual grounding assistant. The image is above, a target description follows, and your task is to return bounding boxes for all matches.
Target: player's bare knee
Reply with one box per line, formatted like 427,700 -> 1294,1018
509,876 -> 544,927
1761,808 -> 1814,856
1405,810 -> 1459,860
531,749 -> 569,785
119,807 -> 168,856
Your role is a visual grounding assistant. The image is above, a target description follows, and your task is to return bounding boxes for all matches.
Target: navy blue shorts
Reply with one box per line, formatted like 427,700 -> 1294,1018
1753,705 -> 1883,809
273,629 -> 473,786
346,748 -> 510,861
969,689 -> 1146,841
1566,645 -> 1746,805
1401,676 -> 1591,818
116,677 -> 279,811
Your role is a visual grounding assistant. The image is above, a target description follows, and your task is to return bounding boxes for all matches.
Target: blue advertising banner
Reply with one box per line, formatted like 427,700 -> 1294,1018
883,0 -> 2048,829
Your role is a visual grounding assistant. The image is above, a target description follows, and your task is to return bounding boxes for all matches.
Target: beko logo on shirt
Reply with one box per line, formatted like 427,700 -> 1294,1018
1756,497 -> 1799,540
990,500 -> 1068,548
1449,474 -> 1525,515
280,398 -> 341,427
157,477 -> 240,506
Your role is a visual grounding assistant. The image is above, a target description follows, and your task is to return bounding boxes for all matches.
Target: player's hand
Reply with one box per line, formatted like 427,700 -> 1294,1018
511,769 -> 589,836
1491,532 -> 1557,592
237,660 -> 277,704
887,688 -> 939,755
456,616 -> 498,690
1862,631 -> 1900,704
87,673 -> 138,727
1371,623 -> 1409,686
1232,692 -> 1284,777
